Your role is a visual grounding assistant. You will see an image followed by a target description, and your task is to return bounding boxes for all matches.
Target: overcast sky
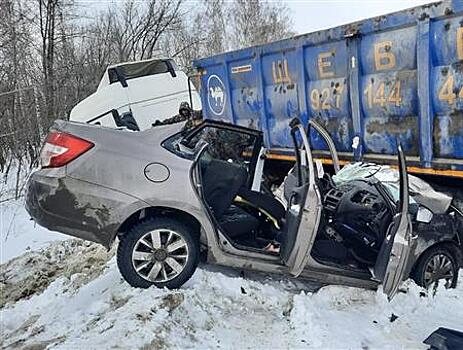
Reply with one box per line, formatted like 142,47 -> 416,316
80,0 -> 440,35
285,0 -> 438,34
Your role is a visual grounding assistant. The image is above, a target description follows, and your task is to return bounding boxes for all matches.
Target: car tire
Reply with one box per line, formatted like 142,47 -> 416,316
412,243 -> 460,289
117,217 -> 199,289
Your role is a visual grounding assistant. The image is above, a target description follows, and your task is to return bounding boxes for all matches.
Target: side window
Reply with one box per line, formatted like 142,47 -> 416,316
162,125 -> 259,166
189,126 -> 257,166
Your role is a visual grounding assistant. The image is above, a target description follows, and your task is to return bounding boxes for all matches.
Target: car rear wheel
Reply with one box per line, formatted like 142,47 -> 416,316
412,244 -> 460,289
117,217 -> 199,289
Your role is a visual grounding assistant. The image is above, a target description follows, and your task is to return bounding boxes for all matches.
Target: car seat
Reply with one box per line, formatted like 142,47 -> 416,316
202,159 -> 259,238
235,187 -> 286,228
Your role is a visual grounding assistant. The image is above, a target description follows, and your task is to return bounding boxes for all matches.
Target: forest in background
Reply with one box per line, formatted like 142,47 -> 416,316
0,0 -> 293,199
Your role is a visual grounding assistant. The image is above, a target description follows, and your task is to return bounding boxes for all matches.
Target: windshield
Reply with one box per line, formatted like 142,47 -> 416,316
332,163 -> 382,184
108,60 -> 173,84
333,162 -> 417,205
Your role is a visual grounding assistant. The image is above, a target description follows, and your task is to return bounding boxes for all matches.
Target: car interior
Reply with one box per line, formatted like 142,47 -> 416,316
198,149 -> 286,250
187,120 -> 400,274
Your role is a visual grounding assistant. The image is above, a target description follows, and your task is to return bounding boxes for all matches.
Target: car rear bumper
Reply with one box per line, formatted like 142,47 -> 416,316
25,170 -> 132,248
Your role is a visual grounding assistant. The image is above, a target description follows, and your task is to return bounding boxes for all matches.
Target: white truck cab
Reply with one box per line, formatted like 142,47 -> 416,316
69,58 -> 201,130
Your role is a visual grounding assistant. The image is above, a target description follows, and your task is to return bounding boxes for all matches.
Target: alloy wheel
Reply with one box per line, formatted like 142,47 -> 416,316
131,229 -> 189,283
424,253 -> 455,289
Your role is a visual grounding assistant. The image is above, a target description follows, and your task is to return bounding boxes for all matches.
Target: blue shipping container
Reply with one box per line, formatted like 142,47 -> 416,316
193,0 -> 463,178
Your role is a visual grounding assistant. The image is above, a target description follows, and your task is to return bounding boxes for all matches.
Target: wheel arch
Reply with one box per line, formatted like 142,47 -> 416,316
412,240 -> 463,274
113,206 -> 206,247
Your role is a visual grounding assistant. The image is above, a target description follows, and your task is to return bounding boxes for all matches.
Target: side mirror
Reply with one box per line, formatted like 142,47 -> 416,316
120,112 -> 139,131
416,206 -> 433,223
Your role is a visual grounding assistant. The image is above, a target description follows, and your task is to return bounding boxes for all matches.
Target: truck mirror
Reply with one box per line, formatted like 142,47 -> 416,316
108,67 -> 128,88
120,112 -> 139,131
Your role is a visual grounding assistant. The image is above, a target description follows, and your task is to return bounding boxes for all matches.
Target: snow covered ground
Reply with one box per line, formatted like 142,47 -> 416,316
2,198 -> 463,349
1,198 -> 67,263
0,164 -> 69,263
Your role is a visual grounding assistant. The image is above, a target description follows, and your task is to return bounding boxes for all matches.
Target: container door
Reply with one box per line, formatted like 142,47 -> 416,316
280,119 -> 322,276
373,143 -> 413,300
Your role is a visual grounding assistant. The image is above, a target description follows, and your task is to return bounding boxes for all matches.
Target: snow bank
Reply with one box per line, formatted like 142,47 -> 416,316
2,238 -> 463,349
1,240 -> 113,308
1,198 -> 67,263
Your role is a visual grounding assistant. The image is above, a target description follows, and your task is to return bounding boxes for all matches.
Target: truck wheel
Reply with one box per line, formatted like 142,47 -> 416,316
412,244 -> 460,289
117,217 -> 199,289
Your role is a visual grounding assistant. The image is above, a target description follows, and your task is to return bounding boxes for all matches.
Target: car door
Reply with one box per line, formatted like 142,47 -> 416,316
183,120 -> 263,186
373,143 -> 413,300
307,119 -> 340,174
280,118 -> 322,276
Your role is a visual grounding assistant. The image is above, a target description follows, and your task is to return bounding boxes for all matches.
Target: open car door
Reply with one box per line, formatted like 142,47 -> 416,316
373,143 -> 413,300
280,118 -> 322,276
308,119 -> 340,174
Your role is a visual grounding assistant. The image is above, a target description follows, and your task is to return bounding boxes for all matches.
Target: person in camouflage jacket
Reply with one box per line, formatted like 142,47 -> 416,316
152,101 -> 202,131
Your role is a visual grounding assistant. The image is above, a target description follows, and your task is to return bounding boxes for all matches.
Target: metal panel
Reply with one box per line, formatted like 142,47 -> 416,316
255,54 -> 271,146
304,40 -> 352,152
430,15 -> 463,159
228,58 -> 259,128
417,20 -> 433,167
262,50 -> 300,148
194,0 -> 463,174
359,26 -> 419,156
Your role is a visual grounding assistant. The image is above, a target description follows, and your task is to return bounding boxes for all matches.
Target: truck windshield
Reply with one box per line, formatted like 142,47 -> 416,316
108,60 -> 173,84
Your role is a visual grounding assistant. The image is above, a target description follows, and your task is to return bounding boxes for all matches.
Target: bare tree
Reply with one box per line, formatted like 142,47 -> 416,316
229,0 -> 294,49
203,0 -> 228,55
38,0 -> 58,121
163,0 -> 294,72
0,0 -> 44,195
108,0 -> 183,62
0,0 -> 294,183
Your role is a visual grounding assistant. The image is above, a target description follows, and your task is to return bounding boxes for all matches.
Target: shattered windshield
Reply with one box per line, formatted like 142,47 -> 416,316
332,163 -> 382,185
333,162 -> 416,205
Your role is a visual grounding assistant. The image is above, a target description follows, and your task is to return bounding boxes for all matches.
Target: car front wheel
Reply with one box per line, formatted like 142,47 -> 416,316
412,244 -> 460,289
117,217 -> 199,289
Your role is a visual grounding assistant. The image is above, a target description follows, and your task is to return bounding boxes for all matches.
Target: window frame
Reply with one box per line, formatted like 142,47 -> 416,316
162,120 -> 263,188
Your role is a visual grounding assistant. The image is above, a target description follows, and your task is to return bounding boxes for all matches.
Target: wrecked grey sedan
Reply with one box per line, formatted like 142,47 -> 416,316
25,118 -> 463,299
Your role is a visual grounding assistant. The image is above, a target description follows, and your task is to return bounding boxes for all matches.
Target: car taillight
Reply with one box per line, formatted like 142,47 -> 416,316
40,131 -> 94,168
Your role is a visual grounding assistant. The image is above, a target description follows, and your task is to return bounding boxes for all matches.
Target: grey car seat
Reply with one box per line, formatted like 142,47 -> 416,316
202,158 -> 286,239
202,159 -> 259,238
